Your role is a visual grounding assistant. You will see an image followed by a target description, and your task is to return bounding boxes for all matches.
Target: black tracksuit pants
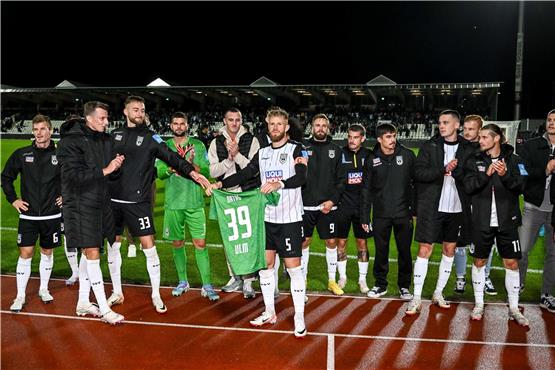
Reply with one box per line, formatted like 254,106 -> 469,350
372,217 -> 413,290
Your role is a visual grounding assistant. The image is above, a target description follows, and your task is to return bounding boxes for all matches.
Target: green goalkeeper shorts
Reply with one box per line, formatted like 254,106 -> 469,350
163,208 -> 206,241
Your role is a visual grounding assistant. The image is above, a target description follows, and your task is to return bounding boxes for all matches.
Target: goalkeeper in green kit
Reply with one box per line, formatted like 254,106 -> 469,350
156,112 -> 220,301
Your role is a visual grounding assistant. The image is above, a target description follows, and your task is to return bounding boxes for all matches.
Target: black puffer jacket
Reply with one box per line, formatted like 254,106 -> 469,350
518,135 -> 552,207
464,144 -> 526,232
414,135 -> 472,242
57,119 -> 115,248
1,141 -> 61,217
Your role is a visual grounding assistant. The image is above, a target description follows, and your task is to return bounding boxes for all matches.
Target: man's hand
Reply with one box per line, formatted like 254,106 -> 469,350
493,159 -> 507,176
486,163 -> 496,176
320,200 -> 334,214
189,171 -> 211,189
103,154 -> 125,176
445,159 -> 458,175
546,159 -> 555,175
12,199 -> 29,213
294,156 -> 308,166
56,196 -> 63,208
362,223 -> 373,233
260,181 -> 282,194
205,181 -> 222,196
226,140 -> 239,159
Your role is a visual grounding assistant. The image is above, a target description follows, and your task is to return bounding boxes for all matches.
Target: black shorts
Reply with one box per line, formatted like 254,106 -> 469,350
265,221 -> 303,258
303,209 -> 336,240
418,212 -> 463,244
17,216 -> 62,249
471,227 -> 522,260
112,201 -> 155,237
334,206 -> 372,239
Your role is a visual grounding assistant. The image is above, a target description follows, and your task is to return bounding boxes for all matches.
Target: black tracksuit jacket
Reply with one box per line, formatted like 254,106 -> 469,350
338,145 -> 372,210
110,124 -> 195,202
518,135 -> 553,207
1,141 -> 61,217
302,137 -> 345,207
361,144 -> 416,224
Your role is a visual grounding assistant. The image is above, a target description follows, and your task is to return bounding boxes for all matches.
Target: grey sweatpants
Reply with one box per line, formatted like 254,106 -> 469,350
518,205 -> 555,295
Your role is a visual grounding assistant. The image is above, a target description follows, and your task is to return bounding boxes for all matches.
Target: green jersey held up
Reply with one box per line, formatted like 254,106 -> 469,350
209,188 -> 280,275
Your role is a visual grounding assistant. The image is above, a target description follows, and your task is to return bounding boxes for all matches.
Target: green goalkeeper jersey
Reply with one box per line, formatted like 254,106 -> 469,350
156,137 -> 210,210
209,188 -> 280,275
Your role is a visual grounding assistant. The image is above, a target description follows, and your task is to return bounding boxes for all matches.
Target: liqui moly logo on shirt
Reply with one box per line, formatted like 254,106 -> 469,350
348,171 -> 363,184
265,170 -> 283,183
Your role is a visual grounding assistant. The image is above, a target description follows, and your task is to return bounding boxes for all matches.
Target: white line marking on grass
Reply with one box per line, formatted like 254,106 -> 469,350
0,227 -> 544,274
2,310 -> 554,349
327,334 -> 335,370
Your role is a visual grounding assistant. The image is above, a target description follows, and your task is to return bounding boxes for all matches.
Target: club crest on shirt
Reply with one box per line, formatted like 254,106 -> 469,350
279,153 -> 288,164
329,150 -> 335,159
136,136 -> 144,146
396,155 -> 403,165
51,155 -> 58,165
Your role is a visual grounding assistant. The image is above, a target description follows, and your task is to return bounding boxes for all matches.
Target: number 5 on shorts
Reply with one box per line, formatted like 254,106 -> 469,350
285,238 -> 292,252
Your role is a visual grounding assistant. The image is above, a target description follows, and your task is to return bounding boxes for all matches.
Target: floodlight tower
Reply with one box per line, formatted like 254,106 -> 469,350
514,1 -> 524,120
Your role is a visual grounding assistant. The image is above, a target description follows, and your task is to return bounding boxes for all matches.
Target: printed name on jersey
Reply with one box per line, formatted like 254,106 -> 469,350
348,171 -> 363,184
136,136 -> 144,146
373,158 -> 382,167
51,155 -> 58,165
226,195 -> 242,203
279,153 -> 288,164
115,134 -> 123,141
265,169 -> 283,182
328,150 -> 335,158
396,155 -> 403,165
25,156 -> 34,163
152,134 -> 163,144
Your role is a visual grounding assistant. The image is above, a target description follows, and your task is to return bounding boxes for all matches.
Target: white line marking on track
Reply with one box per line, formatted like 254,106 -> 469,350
327,334 -> 335,370
0,227 -> 544,274
1,310 -> 553,349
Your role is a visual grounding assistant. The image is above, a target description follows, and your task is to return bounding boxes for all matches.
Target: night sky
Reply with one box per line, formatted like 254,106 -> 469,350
2,1 -> 554,119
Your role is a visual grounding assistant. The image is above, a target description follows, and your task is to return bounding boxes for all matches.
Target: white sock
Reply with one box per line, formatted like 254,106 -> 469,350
15,257 -> 32,298
78,255 -> 90,305
337,260 -> 347,280
358,261 -> 369,282
434,254 -> 454,295
326,247 -> 338,281
39,253 -> 53,291
86,258 -> 110,315
64,244 -> 79,279
143,246 -> 161,298
413,256 -> 429,299
274,254 -> 280,289
107,241 -> 122,295
288,266 -> 306,314
301,247 -> 310,281
505,268 -> 521,310
259,268 -> 275,315
226,260 -> 236,279
472,264 -> 485,305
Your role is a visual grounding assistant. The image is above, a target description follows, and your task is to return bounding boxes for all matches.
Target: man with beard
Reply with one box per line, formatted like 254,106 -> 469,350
208,108 -> 260,299
302,114 -> 345,296
335,124 -> 373,294
361,123 -> 416,300
106,96 -> 210,314
155,112 -> 219,301
206,107 -> 308,337
454,115 -> 498,295
464,124 -> 529,325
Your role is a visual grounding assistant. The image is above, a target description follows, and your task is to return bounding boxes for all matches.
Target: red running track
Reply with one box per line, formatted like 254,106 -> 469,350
1,275 -> 554,369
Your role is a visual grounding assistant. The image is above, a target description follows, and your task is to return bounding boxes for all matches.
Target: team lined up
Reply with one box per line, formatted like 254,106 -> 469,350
2,98 -> 554,334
